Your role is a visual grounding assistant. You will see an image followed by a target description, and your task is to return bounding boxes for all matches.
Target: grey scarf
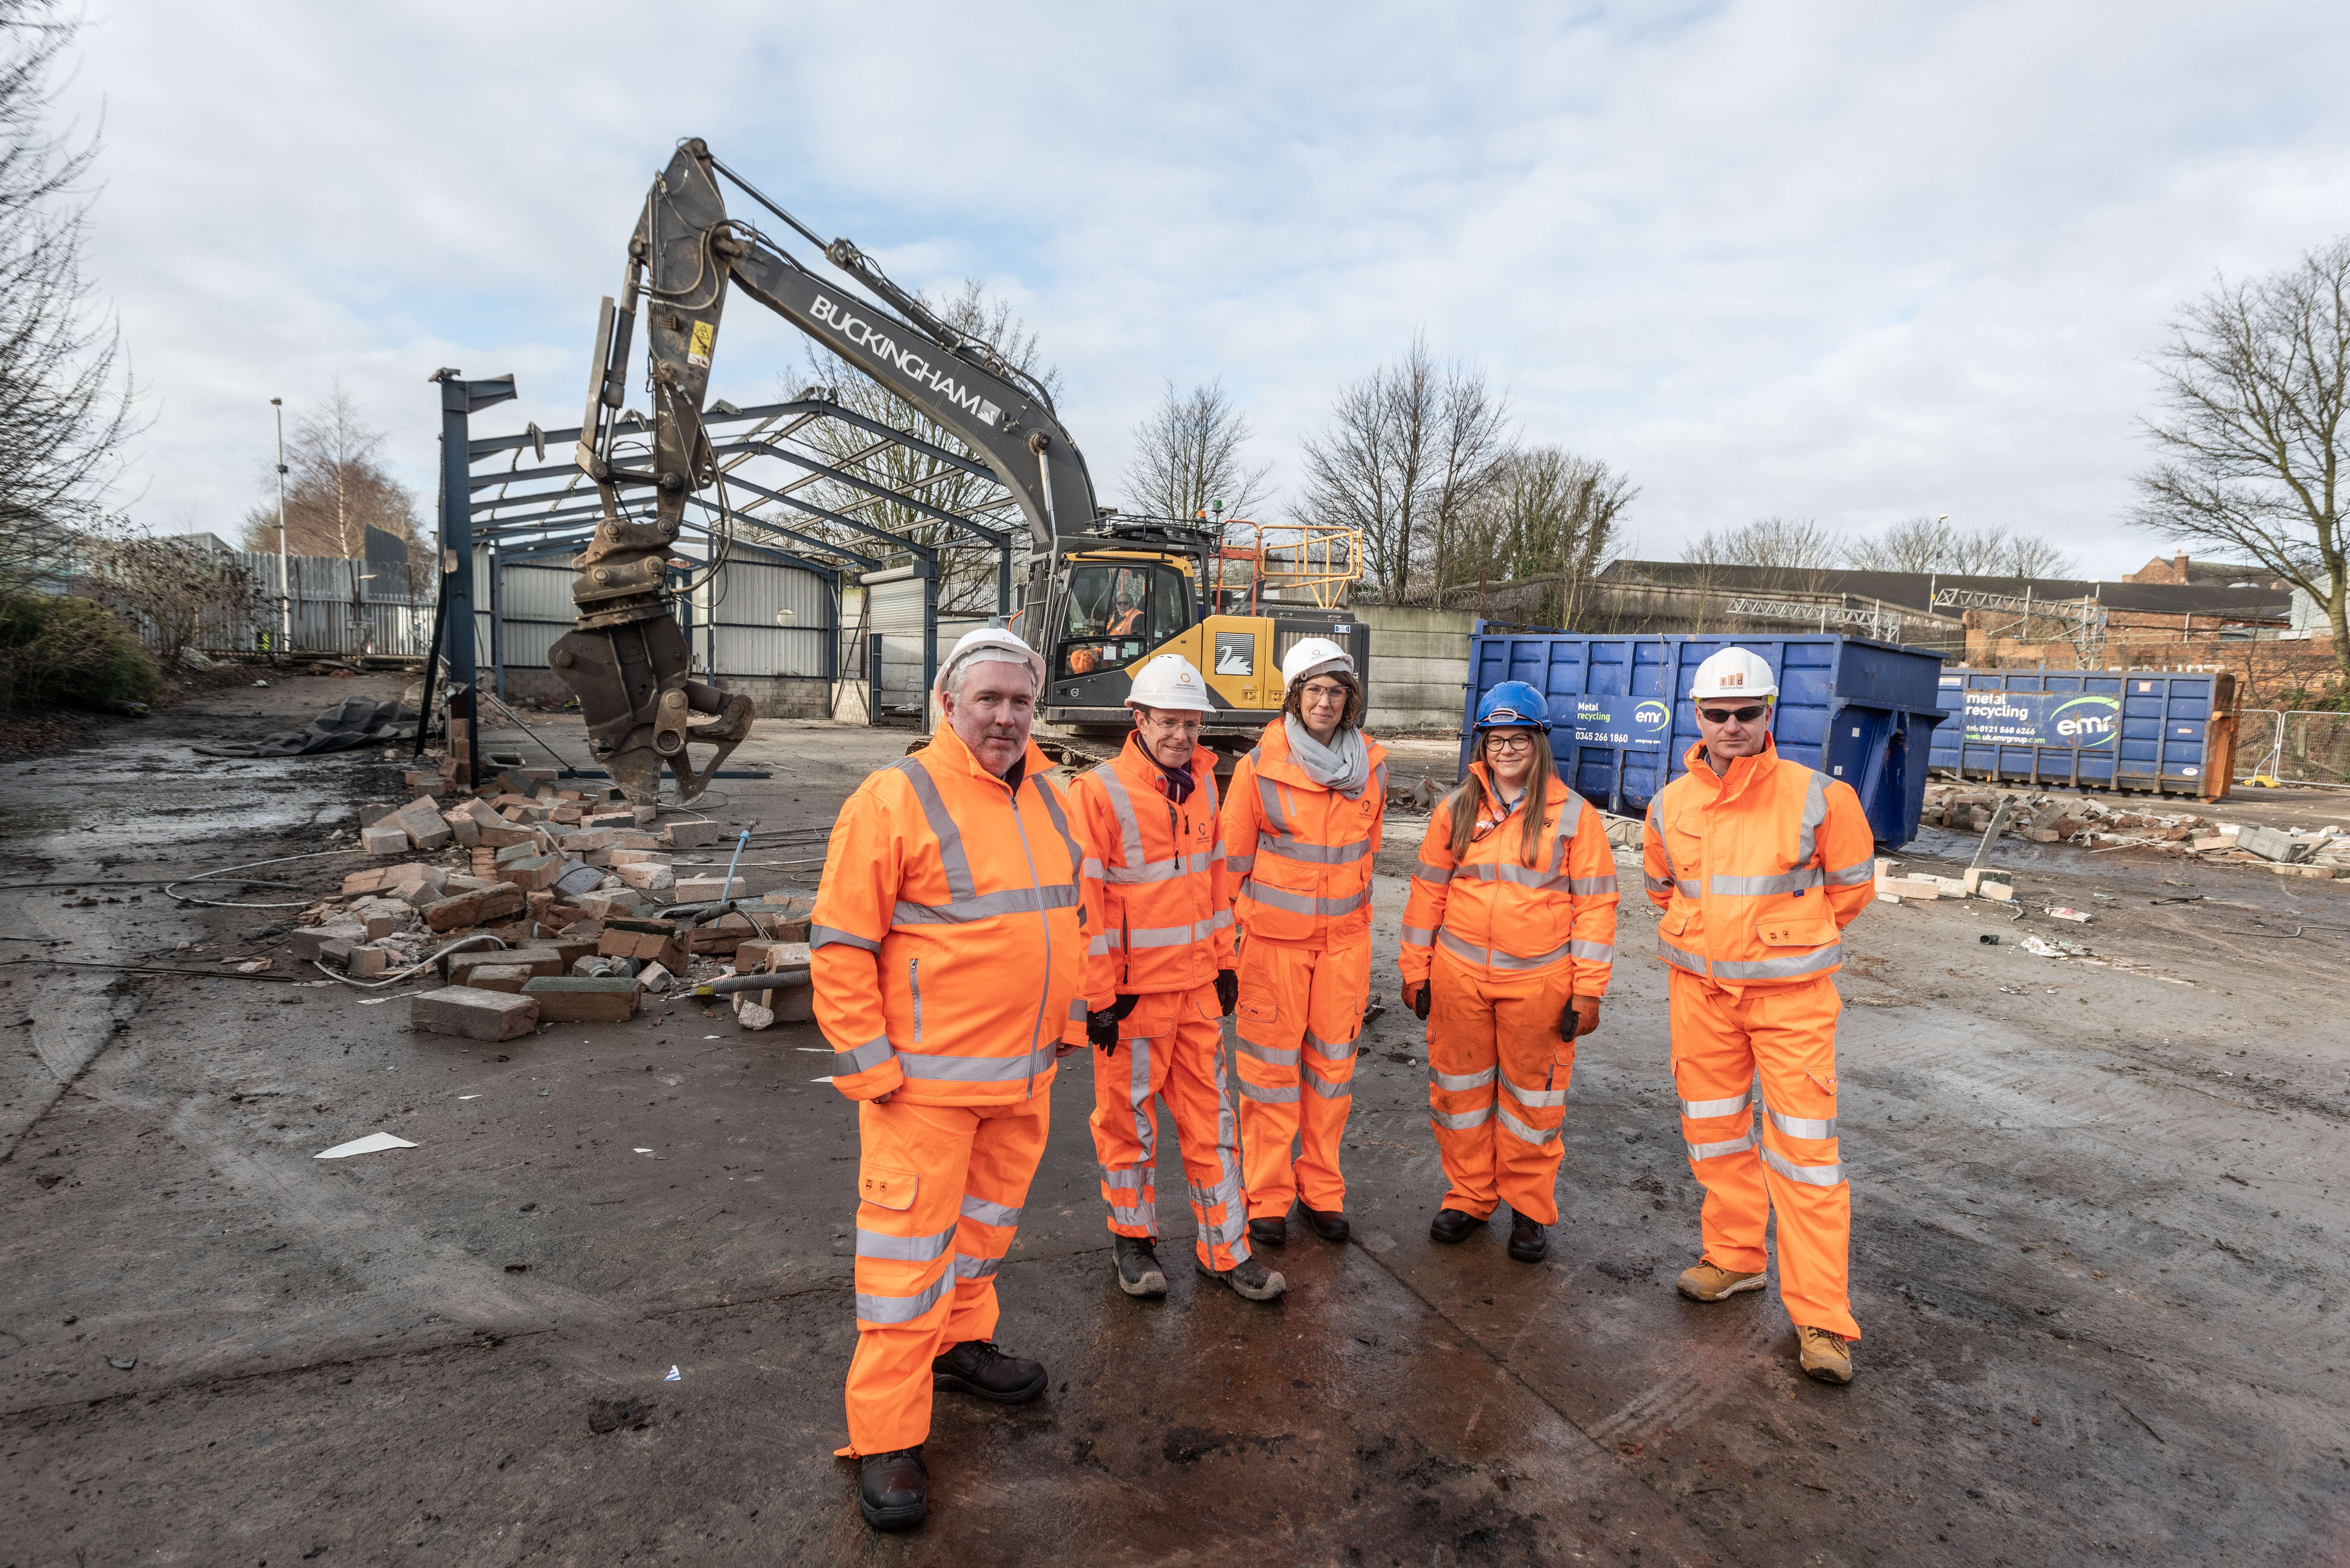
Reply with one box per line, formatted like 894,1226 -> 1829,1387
1283,714 -> 1371,797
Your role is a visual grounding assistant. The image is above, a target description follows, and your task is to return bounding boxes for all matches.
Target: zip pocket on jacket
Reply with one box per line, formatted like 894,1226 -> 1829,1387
909,959 -> 923,1042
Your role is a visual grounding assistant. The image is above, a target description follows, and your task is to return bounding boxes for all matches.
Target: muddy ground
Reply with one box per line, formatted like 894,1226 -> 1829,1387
4,675 -> 2348,1567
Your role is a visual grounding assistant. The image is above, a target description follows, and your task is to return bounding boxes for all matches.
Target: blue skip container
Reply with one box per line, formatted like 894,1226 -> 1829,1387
1925,668 -> 2237,798
1460,627 -> 1951,847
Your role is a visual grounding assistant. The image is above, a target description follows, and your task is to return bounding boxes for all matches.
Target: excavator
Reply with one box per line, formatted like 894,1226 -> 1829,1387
548,139 -> 1363,796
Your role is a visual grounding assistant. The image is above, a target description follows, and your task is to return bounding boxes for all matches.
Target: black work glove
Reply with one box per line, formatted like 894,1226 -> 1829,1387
1214,969 -> 1238,1017
1087,993 -> 1140,1052
1561,995 -> 1601,1041
1404,980 -> 1432,1021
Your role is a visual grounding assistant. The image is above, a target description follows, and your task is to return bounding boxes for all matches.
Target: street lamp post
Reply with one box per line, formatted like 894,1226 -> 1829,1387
272,397 -> 290,657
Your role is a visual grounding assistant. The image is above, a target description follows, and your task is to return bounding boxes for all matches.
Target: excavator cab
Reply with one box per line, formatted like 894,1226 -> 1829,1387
1057,559 -> 1188,676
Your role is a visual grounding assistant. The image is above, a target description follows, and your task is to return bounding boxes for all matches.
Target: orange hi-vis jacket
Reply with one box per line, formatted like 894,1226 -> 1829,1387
1222,721 -> 1388,948
1641,736 -> 1877,986
1067,735 -> 1236,1006
1400,766 -> 1620,996
811,721 -> 1090,1104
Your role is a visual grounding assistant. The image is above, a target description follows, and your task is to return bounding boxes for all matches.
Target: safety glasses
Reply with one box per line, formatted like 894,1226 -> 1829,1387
1698,704 -> 1769,725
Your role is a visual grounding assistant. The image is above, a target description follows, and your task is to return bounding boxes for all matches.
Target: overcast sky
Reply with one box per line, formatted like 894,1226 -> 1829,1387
53,0 -> 2350,578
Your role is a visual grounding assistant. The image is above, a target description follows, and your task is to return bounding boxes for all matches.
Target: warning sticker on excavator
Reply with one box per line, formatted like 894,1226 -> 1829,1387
687,320 -> 715,369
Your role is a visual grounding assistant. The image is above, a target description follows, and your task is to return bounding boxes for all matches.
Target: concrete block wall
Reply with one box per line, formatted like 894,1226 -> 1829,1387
1358,606 -> 1473,734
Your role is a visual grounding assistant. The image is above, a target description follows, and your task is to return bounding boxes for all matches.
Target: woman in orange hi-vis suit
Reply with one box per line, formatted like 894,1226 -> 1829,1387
1399,681 -> 1618,1263
1067,654 -> 1285,1305
1641,647 -> 1878,1387
1221,637 -> 1387,1249
812,629 -> 1091,1532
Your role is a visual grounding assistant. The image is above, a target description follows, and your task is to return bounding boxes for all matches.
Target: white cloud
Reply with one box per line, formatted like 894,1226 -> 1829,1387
52,0 -> 2350,576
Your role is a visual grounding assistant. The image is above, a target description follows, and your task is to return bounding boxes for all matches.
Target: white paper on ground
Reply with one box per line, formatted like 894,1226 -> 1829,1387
458,1095 -> 481,1100
809,1076 -> 834,1083
315,1132 -> 418,1159
633,1147 -> 654,1154
664,1365 -> 681,1381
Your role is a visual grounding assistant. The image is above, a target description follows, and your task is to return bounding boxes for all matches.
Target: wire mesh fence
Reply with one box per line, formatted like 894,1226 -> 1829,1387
2234,708 -> 2350,785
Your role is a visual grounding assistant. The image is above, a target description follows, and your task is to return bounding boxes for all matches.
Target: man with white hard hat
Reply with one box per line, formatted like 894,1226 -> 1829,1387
812,626 -> 1091,1530
1221,636 -> 1388,1249
1066,653 -> 1284,1303
1640,645 -> 1877,1385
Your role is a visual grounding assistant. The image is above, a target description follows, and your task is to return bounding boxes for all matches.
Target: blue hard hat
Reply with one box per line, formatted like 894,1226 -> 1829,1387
1474,681 -> 1552,732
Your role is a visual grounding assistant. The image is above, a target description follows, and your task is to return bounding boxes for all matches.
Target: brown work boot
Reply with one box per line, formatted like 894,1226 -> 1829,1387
1675,1260 -> 1767,1302
1795,1325 -> 1853,1384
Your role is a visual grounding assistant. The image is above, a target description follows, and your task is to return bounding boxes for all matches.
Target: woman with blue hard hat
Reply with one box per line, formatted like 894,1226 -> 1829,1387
1398,680 -> 1619,1262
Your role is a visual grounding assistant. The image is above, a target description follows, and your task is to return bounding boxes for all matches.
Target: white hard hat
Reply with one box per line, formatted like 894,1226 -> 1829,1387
934,626 -> 1046,703
1690,646 -> 1778,702
1281,636 -> 1354,688
1125,653 -> 1213,713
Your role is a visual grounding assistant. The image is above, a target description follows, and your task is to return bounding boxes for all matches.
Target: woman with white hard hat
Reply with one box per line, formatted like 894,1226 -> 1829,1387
1064,653 -> 1284,1303
1219,635 -> 1388,1249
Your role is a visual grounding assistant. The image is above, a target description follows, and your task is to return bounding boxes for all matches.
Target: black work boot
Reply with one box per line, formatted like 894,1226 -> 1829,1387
1429,1207 -> 1486,1244
1508,1213 -> 1549,1262
1114,1235 -> 1168,1298
1302,1205 -> 1350,1242
858,1446 -> 928,1531
1197,1251 -> 1288,1302
1247,1215 -> 1287,1249
931,1339 -> 1047,1404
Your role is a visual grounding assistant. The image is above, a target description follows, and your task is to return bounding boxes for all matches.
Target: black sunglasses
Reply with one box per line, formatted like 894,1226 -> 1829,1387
1698,704 -> 1769,725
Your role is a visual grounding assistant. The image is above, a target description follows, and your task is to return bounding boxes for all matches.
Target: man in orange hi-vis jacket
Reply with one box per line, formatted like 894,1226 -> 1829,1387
1641,647 -> 1878,1386
1399,681 -> 1618,1264
1222,637 -> 1387,1249
1067,654 -> 1285,1304
812,627 -> 1090,1532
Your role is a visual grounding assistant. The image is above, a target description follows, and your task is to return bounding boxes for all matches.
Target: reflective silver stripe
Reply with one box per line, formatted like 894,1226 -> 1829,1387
1108,1204 -> 1154,1229
1236,1034 -> 1300,1066
1199,1210 -> 1249,1246
1687,1131 -> 1756,1162
1710,942 -> 1842,981
1099,1165 -> 1146,1190
1032,773 -> 1088,885
1401,924 -> 1436,947
1430,1065 -> 1496,1092
1708,867 -> 1824,897
1502,1074 -> 1568,1110
1432,1103 -> 1494,1130
1643,874 -> 1674,895
1447,861 -> 1580,890
1760,1143 -> 1845,1187
1569,939 -> 1613,962
1438,927 -> 1572,970
1413,857 -> 1455,885
1245,882 -> 1368,919
1256,774 -> 1290,837
1765,1104 -> 1838,1140
897,1045 -> 1058,1082
1068,997 -> 1088,1021
1088,933 -> 1113,955
1496,1105 -> 1561,1145
855,1224 -> 957,1262
1303,1028 -> 1355,1061
1093,762 -> 1146,873
1239,1079 -> 1299,1103
832,1035 -> 895,1075
1568,874 -> 1618,896
960,1195 -> 1022,1228
1081,856 -> 1105,880
1305,1073 -> 1353,1100
1675,879 -> 1702,899
1680,1088 -> 1752,1119
1656,934 -> 1708,974
893,883 -> 1080,926
1225,853 -> 1256,876
810,924 -> 880,953
890,756 -> 978,902
1824,857 -> 1875,887
856,1276 -> 950,1324
1257,831 -> 1372,866
1127,916 -> 1226,948
954,1254 -> 1002,1279
1647,796 -> 1676,886
1793,770 -> 1830,875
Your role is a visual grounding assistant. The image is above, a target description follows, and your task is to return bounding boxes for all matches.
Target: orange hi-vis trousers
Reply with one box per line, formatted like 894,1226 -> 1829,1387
836,1093 -> 1049,1457
1232,935 -> 1368,1217
1669,970 -> 1856,1340
1426,955 -> 1575,1225
1088,983 -> 1252,1271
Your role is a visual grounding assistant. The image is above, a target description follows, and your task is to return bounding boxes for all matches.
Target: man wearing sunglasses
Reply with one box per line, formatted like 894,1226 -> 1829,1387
1641,647 -> 1877,1385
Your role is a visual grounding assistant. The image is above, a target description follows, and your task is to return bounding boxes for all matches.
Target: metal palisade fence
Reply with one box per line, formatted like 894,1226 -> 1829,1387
175,551 -> 433,660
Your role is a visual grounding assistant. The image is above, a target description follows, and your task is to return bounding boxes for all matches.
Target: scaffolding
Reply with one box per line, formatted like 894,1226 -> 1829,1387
1209,520 -> 1362,611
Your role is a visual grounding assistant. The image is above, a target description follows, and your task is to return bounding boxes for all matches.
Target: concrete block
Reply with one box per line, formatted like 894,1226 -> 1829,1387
392,796 -> 453,851
522,976 -> 641,1022
357,802 -> 398,828
360,823 -> 408,856
411,986 -> 538,1041
463,963 -> 534,993
419,882 -> 527,932
291,923 -> 366,961
499,854 -> 562,892
1876,877 -> 1941,900
674,874 -> 747,904
614,861 -> 675,893
2235,824 -> 2309,863
638,961 -> 673,994
1961,868 -> 2013,897
442,812 -> 481,848
1980,880 -> 2015,901
1929,876 -> 1970,899
665,819 -> 726,849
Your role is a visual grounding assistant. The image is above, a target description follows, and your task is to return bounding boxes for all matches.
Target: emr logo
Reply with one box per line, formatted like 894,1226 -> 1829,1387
2049,695 -> 2119,746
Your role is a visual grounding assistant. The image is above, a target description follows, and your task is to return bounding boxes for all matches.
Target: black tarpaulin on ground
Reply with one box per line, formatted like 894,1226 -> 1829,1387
192,698 -> 418,758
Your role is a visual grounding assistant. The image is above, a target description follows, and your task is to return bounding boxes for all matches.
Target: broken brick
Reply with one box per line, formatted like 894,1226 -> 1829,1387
411,986 -> 538,1041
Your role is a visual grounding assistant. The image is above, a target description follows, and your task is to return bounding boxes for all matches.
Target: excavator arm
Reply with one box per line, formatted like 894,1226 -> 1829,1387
550,139 -> 1100,801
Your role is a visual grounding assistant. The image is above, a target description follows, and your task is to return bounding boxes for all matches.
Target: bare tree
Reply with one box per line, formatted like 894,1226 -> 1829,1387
1466,446 -> 1635,623
1121,378 -> 1272,523
1295,336 -> 1510,604
0,2 -> 137,602
1847,515 -> 2075,578
1998,533 -> 2077,578
1846,516 -> 1953,573
2133,237 -> 2350,678
240,385 -> 425,575
777,281 -> 1050,615
1683,516 -> 1845,572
